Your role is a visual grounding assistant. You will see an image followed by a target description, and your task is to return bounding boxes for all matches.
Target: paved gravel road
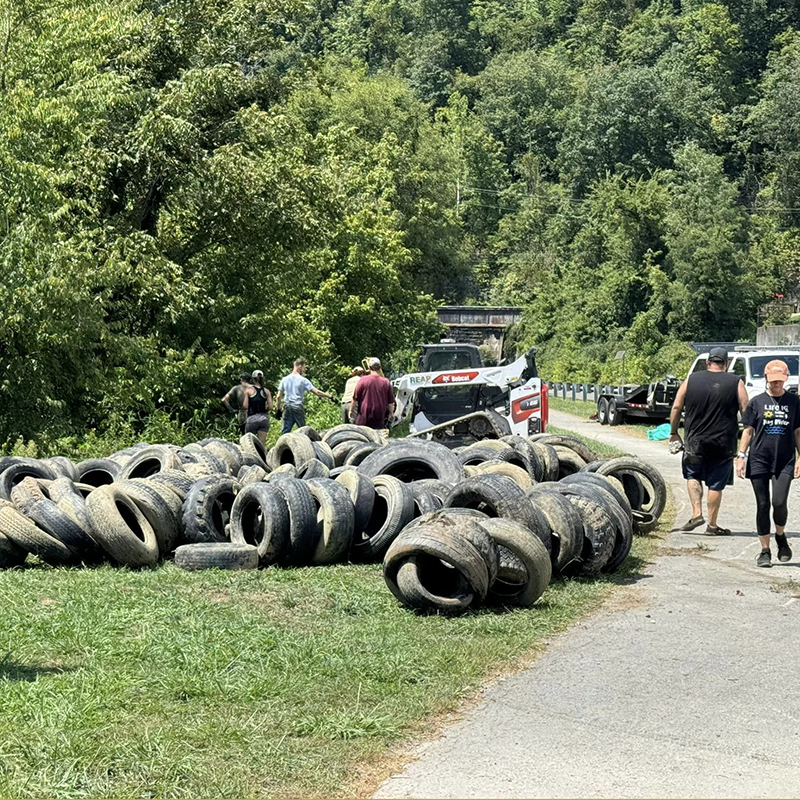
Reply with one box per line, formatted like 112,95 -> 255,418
374,410 -> 800,799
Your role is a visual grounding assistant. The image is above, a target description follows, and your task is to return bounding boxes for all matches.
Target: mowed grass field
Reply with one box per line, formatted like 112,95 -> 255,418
0,431 -> 666,798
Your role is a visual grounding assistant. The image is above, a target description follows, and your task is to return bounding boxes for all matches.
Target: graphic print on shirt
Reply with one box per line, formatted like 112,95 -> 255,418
762,404 -> 791,436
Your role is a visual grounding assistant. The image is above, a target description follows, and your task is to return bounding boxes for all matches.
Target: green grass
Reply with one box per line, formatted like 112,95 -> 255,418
548,425 -> 635,459
549,397 -> 681,442
549,396 -> 599,419
0,431 -> 669,799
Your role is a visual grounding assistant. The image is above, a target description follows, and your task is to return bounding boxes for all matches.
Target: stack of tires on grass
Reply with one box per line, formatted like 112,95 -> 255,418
0,427 -> 666,615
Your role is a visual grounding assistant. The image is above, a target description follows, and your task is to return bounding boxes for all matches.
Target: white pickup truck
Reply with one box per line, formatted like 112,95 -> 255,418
688,347 -> 800,399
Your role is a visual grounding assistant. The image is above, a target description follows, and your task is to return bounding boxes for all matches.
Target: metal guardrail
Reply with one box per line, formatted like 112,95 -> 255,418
546,382 -> 628,403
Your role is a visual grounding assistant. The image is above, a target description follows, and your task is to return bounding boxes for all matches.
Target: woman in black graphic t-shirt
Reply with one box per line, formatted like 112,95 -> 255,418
737,360 -> 800,568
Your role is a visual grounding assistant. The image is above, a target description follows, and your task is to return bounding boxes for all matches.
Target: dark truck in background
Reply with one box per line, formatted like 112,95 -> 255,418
594,378 -> 680,426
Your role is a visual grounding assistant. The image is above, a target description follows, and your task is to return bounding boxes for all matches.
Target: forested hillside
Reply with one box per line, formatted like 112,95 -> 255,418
2,0 -> 800,445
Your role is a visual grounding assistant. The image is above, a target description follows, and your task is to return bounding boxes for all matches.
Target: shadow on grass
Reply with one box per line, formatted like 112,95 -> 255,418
0,656 -> 74,682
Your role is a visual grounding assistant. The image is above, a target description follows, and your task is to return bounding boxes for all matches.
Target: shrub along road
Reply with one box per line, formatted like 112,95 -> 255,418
375,410 -> 800,798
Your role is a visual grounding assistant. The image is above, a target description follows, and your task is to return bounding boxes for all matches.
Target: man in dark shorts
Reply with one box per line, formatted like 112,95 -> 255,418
222,373 -> 251,435
350,358 -> 395,430
669,347 -> 749,535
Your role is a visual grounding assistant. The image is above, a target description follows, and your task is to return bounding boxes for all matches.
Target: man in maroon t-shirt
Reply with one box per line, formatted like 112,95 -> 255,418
350,358 -> 395,429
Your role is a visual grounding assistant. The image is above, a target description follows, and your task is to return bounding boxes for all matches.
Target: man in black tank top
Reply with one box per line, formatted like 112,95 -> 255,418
669,347 -> 749,534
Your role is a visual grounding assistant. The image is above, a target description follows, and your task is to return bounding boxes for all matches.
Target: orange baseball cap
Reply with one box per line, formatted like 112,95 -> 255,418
764,360 -> 790,381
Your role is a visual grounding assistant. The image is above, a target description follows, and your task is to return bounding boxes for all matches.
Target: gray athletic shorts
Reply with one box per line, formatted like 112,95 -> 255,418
245,412 -> 271,434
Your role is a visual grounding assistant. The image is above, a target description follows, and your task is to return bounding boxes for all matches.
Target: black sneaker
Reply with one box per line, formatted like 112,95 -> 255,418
776,534 -> 792,563
757,548 -> 772,568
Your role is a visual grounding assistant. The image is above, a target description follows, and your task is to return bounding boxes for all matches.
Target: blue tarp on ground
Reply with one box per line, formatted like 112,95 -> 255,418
647,422 -> 671,441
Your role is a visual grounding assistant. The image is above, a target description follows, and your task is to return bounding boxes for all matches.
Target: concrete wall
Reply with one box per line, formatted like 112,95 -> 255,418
437,306 -> 522,362
756,325 -> 800,346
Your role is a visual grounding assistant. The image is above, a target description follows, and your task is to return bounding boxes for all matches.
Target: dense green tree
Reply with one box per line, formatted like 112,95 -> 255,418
2,0 -> 800,445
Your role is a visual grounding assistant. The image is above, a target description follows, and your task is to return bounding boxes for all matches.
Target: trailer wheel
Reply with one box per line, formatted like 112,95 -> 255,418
608,399 -> 625,426
597,397 -> 609,425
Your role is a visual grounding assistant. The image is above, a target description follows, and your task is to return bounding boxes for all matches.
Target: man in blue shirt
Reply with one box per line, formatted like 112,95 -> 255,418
275,358 -> 335,433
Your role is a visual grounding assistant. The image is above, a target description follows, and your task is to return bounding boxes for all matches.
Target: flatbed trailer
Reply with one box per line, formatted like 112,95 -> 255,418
596,377 -> 680,426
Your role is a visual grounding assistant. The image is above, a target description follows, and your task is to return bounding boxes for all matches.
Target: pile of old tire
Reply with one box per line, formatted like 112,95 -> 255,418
0,428 -> 389,570
0,441 -> 249,568
0,427 -> 667,613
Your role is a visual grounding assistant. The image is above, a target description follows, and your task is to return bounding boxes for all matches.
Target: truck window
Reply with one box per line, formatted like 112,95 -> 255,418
730,359 -> 746,378
748,355 -> 800,379
425,351 -> 475,372
690,359 -> 707,374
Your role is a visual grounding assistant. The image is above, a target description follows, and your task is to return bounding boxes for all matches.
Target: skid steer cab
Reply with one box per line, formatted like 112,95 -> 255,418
392,347 -> 548,447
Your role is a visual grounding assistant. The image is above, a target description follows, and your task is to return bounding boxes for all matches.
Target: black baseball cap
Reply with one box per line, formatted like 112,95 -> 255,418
708,347 -> 728,363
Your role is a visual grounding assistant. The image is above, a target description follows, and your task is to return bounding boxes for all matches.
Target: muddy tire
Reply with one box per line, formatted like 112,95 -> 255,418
296,426 -> 322,442
344,441 -> 384,467
148,470 -> 194,500
203,440 -> 244,474
272,433 -> 317,469
48,478 -> 99,545
384,527 -> 490,612
481,517 -> 552,607
404,508 -> 499,586
312,441 -> 335,469
528,433 -> 599,464
501,435 -> 545,481
595,457 -> 667,520
239,433 -> 269,465
473,460 -> 532,488
296,459 -> 330,480
271,479 -> 319,566
0,503 -> 74,565
411,479 -> 451,505
335,471 -> 376,535
118,480 -> 181,555
351,475 -> 414,562
181,475 -> 240,544
559,493 -> 616,577
529,441 -> 560,481
0,460 -> 56,500
525,488 -> 583,573
229,483 -> 290,565
306,478 -> 355,565
444,475 -> 540,533
175,543 -> 258,571
44,457 -> 79,481
10,476 -> 48,511
23,495 -> 101,560
322,424 -> 383,446
332,440 -> 363,467
86,485 -> 159,566
552,445 -> 587,478
359,441 -> 464,486
237,464 -> 268,485
409,483 -> 443,518
561,473 -> 633,522
457,443 -> 517,466
183,444 -> 229,475
556,483 -> 633,574
0,525 -> 26,567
